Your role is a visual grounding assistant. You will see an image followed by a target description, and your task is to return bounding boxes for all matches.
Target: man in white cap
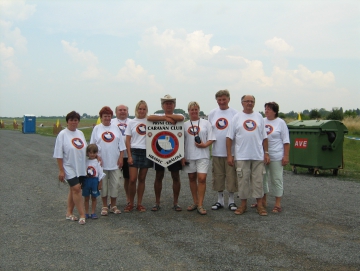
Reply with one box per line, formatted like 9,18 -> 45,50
111,104 -> 130,207
147,95 -> 184,211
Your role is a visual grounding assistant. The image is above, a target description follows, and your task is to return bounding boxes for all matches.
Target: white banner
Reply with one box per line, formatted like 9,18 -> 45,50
146,121 -> 184,166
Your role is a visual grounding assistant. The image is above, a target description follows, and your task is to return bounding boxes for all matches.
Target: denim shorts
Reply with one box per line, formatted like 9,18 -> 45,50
82,177 -> 100,197
130,148 -> 153,168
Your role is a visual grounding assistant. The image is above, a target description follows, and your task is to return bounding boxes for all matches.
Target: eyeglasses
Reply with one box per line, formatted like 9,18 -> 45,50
242,100 -> 255,104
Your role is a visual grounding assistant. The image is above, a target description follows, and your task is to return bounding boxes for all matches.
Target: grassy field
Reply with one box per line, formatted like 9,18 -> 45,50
2,117 -> 360,182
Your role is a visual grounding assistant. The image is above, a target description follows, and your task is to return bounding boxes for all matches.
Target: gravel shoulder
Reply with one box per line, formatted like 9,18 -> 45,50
1,130 -> 359,270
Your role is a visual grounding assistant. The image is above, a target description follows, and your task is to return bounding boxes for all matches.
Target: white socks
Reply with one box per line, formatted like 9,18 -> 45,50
217,192 -> 224,206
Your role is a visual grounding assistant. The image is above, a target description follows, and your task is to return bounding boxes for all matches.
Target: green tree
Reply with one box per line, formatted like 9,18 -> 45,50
327,108 -> 344,121
309,109 -> 321,119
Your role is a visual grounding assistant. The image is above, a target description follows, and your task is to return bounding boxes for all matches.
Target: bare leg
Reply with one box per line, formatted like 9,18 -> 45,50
70,184 -> 85,218
102,196 -> 108,208
188,173 -> 198,205
66,189 -> 75,216
171,170 -> 181,205
197,173 -> 207,207
84,196 -> 90,214
128,167 -> 138,206
124,178 -> 130,203
91,196 -> 97,214
154,170 -> 164,205
275,196 -> 281,207
137,168 -> 148,205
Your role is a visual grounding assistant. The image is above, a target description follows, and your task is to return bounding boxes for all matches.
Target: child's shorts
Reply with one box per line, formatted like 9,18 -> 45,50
82,177 -> 100,197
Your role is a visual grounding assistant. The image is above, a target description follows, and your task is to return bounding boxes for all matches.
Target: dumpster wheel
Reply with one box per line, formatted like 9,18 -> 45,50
292,166 -> 297,174
333,169 -> 339,176
314,169 -> 320,177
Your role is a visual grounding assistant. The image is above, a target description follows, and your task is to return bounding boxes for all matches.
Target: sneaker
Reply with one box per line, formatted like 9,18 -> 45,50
85,214 -> 90,219
91,213 -> 98,219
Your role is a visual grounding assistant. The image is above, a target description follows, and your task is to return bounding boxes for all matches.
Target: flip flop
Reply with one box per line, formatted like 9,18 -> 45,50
151,204 -> 161,211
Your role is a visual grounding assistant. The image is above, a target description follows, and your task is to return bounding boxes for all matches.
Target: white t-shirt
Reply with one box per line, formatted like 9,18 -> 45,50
227,111 -> 267,160
86,158 -> 106,181
111,118 -> 129,158
53,128 -> 87,179
124,118 -> 147,149
264,117 -> 290,161
208,107 -> 238,157
90,123 -> 126,170
184,118 -> 216,160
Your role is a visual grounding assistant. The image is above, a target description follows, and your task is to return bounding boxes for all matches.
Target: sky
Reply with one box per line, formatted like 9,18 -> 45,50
1,0 -> 359,117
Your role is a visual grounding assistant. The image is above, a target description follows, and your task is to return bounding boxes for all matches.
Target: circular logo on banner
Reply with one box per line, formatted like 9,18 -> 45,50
215,118 -> 228,130
72,138 -> 85,149
243,119 -> 257,131
87,166 -> 97,177
151,131 -> 179,158
117,123 -> 127,136
102,131 -> 115,143
136,124 -> 146,135
265,124 -> 273,135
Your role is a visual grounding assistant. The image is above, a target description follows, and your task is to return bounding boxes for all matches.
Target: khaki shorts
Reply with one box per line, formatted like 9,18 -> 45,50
211,157 -> 238,192
236,160 -> 265,199
101,169 -> 122,198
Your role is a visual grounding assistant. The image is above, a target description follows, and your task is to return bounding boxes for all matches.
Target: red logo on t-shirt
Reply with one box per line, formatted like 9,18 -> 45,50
87,166 -> 97,177
215,118 -> 229,130
102,132 -> 115,143
72,138 -> 85,149
265,124 -> 274,135
187,126 -> 200,136
243,120 -> 257,131
136,124 -> 146,135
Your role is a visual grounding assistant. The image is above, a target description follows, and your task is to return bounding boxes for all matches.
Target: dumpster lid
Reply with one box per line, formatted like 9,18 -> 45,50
24,114 -> 36,117
287,120 -> 348,132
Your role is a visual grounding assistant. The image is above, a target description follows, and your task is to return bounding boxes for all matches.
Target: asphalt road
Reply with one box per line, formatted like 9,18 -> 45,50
1,130 -> 359,271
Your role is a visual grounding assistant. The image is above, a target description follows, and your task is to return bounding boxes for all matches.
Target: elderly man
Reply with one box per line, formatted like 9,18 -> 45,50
208,90 -> 238,211
147,95 -> 184,212
226,95 -> 270,216
111,104 -> 130,206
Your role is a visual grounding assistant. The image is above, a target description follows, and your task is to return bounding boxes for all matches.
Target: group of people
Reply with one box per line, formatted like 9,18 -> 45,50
53,90 -> 289,225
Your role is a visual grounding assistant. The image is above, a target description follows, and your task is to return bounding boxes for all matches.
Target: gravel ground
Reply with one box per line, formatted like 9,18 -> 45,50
1,130 -> 359,271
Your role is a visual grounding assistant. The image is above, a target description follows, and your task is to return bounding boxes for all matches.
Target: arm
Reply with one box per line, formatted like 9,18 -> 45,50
56,158 -> 65,182
195,140 -> 214,149
226,137 -> 234,167
117,150 -> 124,168
126,135 -> 133,165
263,138 -> 270,165
282,143 -> 290,166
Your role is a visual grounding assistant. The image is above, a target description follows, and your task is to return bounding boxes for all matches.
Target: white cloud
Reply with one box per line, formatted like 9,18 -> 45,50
116,59 -> 163,92
0,20 -> 27,52
265,37 -> 294,52
140,27 -> 223,81
0,42 -> 21,81
61,40 -> 101,79
0,0 -> 36,21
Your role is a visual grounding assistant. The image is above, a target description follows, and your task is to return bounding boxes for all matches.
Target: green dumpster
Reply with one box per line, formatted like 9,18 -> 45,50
287,120 -> 348,176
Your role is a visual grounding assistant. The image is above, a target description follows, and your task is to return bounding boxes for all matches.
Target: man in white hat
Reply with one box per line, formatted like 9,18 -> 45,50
147,95 -> 184,211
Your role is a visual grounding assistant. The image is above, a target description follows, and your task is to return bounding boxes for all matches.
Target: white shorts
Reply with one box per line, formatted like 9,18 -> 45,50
183,158 -> 210,174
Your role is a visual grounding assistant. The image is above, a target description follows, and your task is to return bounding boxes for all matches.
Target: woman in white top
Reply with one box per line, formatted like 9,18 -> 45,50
183,101 -> 216,215
124,100 -> 153,212
252,102 -> 289,213
53,111 -> 87,225
90,106 -> 126,216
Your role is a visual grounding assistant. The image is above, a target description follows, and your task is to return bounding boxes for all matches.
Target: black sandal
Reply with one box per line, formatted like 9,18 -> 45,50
151,204 -> 161,211
172,204 -> 182,212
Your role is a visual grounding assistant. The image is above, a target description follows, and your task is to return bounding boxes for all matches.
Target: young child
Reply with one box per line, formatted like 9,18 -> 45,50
83,144 -> 105,219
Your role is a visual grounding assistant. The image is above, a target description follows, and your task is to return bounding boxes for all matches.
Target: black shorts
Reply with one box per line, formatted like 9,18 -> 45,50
154,160 -> 182,172
122,158 -> 129,179
67,176 -> 86,187
130,148 -> 153,168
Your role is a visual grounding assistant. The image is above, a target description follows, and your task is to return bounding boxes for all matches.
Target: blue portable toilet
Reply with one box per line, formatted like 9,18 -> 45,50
23,114 -> 36,134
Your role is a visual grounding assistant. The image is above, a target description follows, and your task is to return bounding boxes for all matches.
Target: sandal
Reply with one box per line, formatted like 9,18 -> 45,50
197,206 -> 207,215
101,207 -> 108,216
234,205 -> 247,215
124,204 -> 133,213
187,204 -> 198,211
110,205 -> 121,214
211,202 -> 224,210
136,204 -> 146,212
272,206 -> 282,213
66,214 -> 78,221
257,206 -> 268,216
172,204 -> 182,212
78,218 -> 86,225
151,204 -> 161,212
91,213 -> 98,219
228,203 -> 237,211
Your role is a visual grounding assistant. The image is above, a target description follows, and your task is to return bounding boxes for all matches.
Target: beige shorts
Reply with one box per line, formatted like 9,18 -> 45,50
101,169 -> 122,198
211,157 -> 238,192
236,160 -> 265,199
